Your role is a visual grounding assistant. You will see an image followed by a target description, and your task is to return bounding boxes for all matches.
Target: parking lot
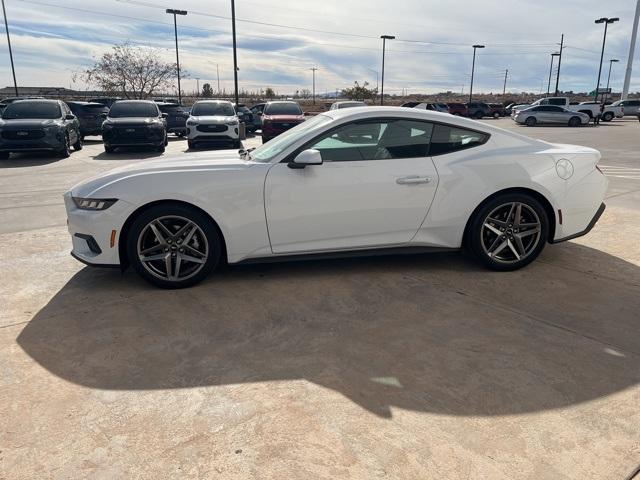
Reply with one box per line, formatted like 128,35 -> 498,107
1,118 -> 640,479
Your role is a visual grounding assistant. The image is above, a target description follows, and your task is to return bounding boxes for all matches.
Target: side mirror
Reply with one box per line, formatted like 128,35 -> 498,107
161,112 -> 169,118
100,112 -> 108,118
288,149 -> 323,169
65,114 -> 75,120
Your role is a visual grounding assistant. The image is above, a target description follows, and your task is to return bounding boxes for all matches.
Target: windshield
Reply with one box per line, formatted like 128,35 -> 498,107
191,102 -> 235,116
109,102 -> 159,118
251,114 -> 331,163
264,102 -> 303,115
158,104 -> 187,114
2,102 -> 61,119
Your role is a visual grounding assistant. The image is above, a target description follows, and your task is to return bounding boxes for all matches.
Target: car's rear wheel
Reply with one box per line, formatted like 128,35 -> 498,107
157,144 -> 166,153
568,116 -> 581,127
493,111 -> 500,118
467,193 -> 548,271
187,140 -> 195,149
525,116 -> 537,127
104,145 -> 115,154
602,112 -> 614,122
127,204 -> 221,288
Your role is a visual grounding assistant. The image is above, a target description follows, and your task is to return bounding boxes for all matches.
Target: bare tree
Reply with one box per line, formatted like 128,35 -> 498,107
84,43 -> 179,99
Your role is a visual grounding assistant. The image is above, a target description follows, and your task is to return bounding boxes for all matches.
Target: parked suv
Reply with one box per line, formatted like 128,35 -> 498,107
88,97 -> 121,108
101,100 -> 168,153
0,99 -> 82,159
261,101 -> 305,143
447,103 -> 468,116
157,102 -> 189,136
465,102 -> 491,119
610,99 -> 640,116
66,101 -> 109,138
186,100 -> 240,149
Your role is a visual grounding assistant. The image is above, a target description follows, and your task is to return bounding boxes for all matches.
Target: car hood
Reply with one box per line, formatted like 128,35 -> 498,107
263,115 -> 305,122
0,118 -> 63,128
105,117 -> 162,125
69,151 -> 252,197
189,115 -> 237,124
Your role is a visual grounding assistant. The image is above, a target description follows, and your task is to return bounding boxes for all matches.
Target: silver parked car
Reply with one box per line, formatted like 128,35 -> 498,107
513,105 -> 590,127
610,99 -> 640,116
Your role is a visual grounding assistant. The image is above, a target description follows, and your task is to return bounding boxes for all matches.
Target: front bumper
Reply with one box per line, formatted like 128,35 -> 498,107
0,136 -> 65,152
102,126 -> 166,147
187,124 -> 239,141
65,192 -> 133,267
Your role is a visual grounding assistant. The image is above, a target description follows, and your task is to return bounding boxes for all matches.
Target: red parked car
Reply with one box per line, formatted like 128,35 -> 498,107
261,101 -> 305,143
446,102 -> 468,116
488,103 -> 506,118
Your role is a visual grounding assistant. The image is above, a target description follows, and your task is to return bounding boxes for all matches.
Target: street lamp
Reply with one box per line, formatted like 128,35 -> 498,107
594,17 -> 619,100
230,0 -> 239,106
310,67 -> 318,105
1,0 -> 18,96
605,58 -> 619,93
547,52 -> 560,96
380,35 -> 395,105
469,44 -> 485,102
166,8 -> 187,105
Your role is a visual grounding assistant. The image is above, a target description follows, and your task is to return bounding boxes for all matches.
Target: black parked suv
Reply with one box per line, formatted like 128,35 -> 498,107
156,102 -> 189,136
465,101 -> 492,119
101,100 -> 168,153
0,99 -> 82,159
66,101 -> 109,138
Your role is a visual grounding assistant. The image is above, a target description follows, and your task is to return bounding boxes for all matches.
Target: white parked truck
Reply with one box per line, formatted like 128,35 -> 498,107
529,97 -> 623,121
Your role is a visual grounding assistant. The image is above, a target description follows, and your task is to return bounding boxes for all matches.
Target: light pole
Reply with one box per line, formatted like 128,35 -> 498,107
469,44 -> 485,102
622,0 -> 640,99
310,67 -> 318,105
166,8 -> 187,105
231,0 -> 239,106
1,0 -> 18,96
196,77 -> 200,97
547,52 -> 560,96
554,34 -> 564,95
502,69 -> 508,95
594,17 -> 619,101
605,58 -> 619,96
380,35 -> 395,105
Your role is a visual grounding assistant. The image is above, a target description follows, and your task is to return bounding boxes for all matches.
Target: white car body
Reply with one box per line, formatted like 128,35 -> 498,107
186,100 -> 240,147
530,97 -> 623,120
65,107 -> 607,278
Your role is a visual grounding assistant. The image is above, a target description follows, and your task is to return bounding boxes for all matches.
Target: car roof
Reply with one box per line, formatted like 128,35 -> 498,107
266,100 -> 299,104
113,100 -> 155,104
193,99 -> 233,104
11,98 -> 60,104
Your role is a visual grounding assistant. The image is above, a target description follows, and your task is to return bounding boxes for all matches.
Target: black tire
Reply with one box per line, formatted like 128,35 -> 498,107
73,133 -> 83,151
467,193 -> 549,271
0,151 -> 9,160
187,140 -> 195,149
104,145 -> 115,154
493,112 -> 500,119
568,116 -> 581,127
58,135 -> 71,158
525,116 -> 537,127
602,112 -> 614,122
126,203 -> 221,288
164,135 -> 169,146
157,144 -> 166,153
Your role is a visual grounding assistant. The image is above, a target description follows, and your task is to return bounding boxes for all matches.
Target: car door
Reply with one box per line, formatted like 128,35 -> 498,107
264,118 -> 439,254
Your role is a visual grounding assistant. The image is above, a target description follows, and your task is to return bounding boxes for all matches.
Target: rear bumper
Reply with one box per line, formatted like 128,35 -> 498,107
551,203 -> 605,243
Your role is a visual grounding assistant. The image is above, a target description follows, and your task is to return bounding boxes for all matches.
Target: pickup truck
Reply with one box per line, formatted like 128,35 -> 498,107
529,97 -> 623,121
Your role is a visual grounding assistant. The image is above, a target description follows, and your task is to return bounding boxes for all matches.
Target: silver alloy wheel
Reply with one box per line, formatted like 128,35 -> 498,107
480,202 -> 542,264
137,215 -> 209,281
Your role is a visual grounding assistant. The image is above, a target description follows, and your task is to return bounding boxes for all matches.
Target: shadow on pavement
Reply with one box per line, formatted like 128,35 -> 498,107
17,242 -> 640,418
92,147 -> 165,160
0,152 -> 65,167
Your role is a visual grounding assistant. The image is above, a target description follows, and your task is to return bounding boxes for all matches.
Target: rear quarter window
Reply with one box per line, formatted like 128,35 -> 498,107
429,124 -> 489,156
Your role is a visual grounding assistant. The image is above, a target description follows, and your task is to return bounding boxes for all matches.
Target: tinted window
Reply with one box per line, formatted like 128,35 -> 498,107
547,106 -> 564,112
191,102 -> 235,116
548,98 -> 566,106
109,102 -> 159,118
2,102 -> 61,119
429,124 -> 488,156
627,100 -> 640,106
158,104 -> 187,114
264,102 -> 302,115
308,119 -> 433,162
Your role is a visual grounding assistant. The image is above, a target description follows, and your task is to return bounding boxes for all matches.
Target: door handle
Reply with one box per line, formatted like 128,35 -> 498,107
396,176 -> 432,185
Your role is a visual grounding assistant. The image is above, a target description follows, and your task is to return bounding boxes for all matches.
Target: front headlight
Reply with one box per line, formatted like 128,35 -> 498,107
186,119 -> 198,126
226,120 -> 239,126
150,122 -> 165,129
73,197 -> 118,211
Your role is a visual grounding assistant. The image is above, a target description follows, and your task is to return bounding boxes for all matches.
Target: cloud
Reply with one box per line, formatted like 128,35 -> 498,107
1,0 -> 639,94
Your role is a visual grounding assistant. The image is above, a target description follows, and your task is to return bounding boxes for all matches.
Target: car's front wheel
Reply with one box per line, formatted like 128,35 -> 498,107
602,112 -> 614,122
127,204 -> 221,288
467,193 -> 548,271
73,134 -> 83,151
568,116 -> 581,127
58,135 -> 71,158
525,116 -> 537,127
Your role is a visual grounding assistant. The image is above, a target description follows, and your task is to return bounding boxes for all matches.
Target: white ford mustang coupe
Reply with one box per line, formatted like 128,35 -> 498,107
65,107 -> 607,288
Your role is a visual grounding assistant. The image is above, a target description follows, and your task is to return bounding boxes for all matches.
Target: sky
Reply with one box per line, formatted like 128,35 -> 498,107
0,0 -> 639,96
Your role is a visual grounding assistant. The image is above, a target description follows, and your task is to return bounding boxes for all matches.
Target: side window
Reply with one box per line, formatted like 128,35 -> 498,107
530,106 -> 542,111
548,98 -> 565,106
548,106 -> 563,112
308,119 -> 433,162
429,124 -> 489,156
